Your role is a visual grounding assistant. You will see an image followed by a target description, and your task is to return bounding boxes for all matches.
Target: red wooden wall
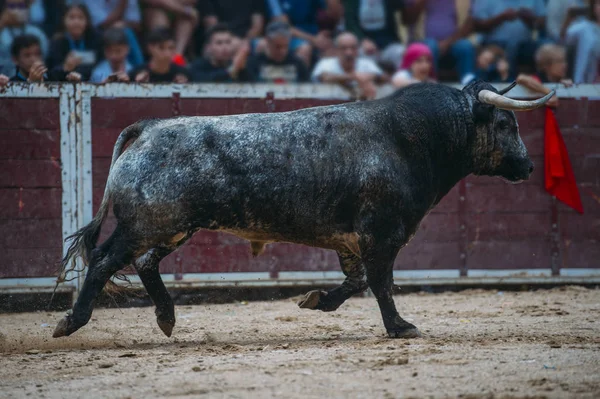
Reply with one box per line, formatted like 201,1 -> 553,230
0,99 -> 63,278
89,97 -> 599,277
0,95 -> 597,280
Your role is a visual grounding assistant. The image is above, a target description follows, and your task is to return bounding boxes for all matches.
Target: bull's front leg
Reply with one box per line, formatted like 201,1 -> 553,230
298,250 -> 368,312
134,247 -> 176,337
360,232 -> 421,339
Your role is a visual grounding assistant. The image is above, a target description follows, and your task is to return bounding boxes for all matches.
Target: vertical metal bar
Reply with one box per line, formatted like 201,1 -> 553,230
550,196 -> 561,276
172,92 -> 181,116
265,91 -> 275,112
59,84 -> 78,295
458,180 -> 468,277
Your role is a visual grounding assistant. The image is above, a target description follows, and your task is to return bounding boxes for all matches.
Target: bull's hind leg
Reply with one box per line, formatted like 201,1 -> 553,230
134,247 -> 176,337
298,250 -> 368,312
53,227 -> 137,338
360,233 -> 421,339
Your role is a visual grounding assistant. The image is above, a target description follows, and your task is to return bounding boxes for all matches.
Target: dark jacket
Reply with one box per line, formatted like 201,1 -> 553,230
344,0 -> 405,48
190,58 -> 253,83
46,31 -> 101,81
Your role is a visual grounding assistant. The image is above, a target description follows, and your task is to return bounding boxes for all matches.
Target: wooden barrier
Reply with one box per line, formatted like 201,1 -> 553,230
0,83 -> 598,297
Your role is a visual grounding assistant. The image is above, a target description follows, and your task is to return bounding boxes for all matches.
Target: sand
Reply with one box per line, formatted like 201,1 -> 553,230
1,286 -> 599,398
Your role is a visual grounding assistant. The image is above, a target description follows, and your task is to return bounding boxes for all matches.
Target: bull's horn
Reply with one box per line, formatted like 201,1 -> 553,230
497,81 -> 517,95
478,89 -> 556,111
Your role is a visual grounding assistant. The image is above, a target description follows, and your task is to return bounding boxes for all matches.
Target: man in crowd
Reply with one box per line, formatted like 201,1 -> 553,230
190,23 -> 252,82
247,20 -> 308,83
471,0 -> 549,79
200,0 -> 265,52
312,31 -> 385,99
128,27 -> 190,83
405,0 -> 477,85
7,33 -> 80,82
265,0 -> 343,66
343,0 -> 423,70
0,0 -> 48,76
90,27 -> 132,83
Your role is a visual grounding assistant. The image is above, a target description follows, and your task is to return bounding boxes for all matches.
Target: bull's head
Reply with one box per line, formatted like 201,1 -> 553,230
463,80 -> 554,183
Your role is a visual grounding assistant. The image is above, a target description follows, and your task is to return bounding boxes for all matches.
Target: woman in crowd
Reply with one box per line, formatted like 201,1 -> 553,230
46,4 -> 100,81
391,42 -> 435,88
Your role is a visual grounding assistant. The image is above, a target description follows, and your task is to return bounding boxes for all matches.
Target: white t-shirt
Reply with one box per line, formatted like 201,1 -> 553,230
311,57 -> 383,82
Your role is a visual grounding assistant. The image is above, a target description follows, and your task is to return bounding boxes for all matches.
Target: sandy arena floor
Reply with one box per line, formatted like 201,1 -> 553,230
1,286 -> 599,399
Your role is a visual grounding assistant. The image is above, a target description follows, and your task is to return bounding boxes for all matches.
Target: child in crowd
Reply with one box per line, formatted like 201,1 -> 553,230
475,45 -> 510,82
129,28 -> 190,83
90,27 -> 132,83
47,4 -> 100,81
392,43 -> 436,88
9,34 -> 80,82
517,44 -> 573,108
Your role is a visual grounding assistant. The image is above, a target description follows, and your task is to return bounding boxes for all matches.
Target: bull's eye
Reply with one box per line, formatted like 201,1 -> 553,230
497,120 -> 509,130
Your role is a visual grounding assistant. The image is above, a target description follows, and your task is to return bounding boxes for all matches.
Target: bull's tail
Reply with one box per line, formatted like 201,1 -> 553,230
55,122 -> 145,288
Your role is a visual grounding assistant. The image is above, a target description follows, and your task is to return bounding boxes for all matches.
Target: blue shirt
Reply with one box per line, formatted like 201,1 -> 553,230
90,60 -> 132,83
471,0 -> 546,43
266,0 -> 326,35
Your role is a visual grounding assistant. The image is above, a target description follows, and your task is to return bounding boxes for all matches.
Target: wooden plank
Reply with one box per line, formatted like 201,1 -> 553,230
0,247 -> 62,278
0,219 -> 62,249
180,99 -> 236,116
466,213 -> 551,242
467,240 -> 551,270
561,240 -> 600,269
515,108 -> 546,130
92,158 -> 111,188
0,188 -> 61,219
431,185 -> 459,213
0,98 -> 59,129
412,213 -> 460,242
0,129 -> 60,160
466,183 -> 551,213
0,160 -> 61,188
583,98 -> 600,127
91,98 -> 173,128
395,242 -> 460,270
91,128 -> 122,158
560,213 -> 600,241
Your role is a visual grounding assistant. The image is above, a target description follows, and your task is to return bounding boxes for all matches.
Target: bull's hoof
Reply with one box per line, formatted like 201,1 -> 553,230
297,290 -> 324,310
157,318 -> 175,337
52,312 -> 82,338
387,327 -> 422,339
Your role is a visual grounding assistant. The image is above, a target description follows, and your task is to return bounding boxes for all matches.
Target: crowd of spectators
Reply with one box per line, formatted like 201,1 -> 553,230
0,0 -> 598,99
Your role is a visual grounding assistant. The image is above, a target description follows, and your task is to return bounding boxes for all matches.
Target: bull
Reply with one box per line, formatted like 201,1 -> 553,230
53,80 -> 554,339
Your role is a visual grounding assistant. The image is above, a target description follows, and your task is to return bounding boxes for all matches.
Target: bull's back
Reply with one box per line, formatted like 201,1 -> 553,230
109,104 -> 389,236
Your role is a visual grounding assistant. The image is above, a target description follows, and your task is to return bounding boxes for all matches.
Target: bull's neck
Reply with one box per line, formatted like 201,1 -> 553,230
392,91 -> 476,199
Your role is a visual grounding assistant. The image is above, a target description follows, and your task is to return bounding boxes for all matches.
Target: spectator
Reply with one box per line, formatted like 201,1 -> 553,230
406,0 -> 476,85
475,44 -> 510,82
129,27 -> 190,83
47,4 -> 100,81
264,0 -> 343,66
9,33 -> 80,82
200,0 -> 265,51
311,31 -> 385,100
90,27 -> 132,83
0,71 -> 8,86
472,0 -> 549,79
0,0 -> 48,76
546,0 -> 586,42
140,0 -> 198,62
563,0 -> 600,83
517,44 -> 573,108
391,42 -> 435,88
344,0 -> 423,70
190,23 -> 252,83
247,21 -> 308,83
73,0 -> 145,67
